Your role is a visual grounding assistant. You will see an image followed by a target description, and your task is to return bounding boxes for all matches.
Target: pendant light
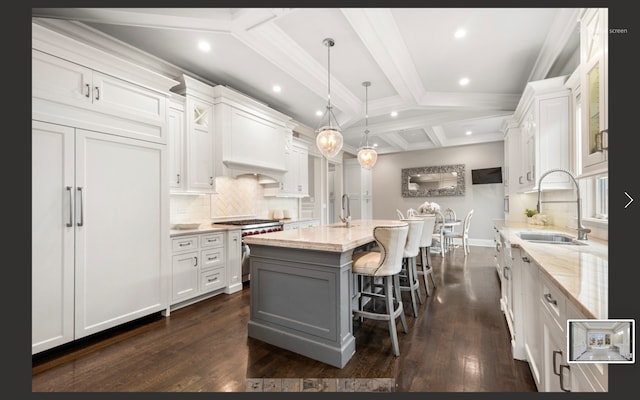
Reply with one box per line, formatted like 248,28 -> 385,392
315,38 -> 343,159
357,81 -> 377,169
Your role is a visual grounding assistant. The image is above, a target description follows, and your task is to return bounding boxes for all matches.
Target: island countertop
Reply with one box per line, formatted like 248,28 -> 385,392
243,219 -> 407,253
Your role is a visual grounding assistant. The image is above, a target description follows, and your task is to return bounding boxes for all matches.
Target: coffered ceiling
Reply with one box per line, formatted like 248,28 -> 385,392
32,7 -> 582,156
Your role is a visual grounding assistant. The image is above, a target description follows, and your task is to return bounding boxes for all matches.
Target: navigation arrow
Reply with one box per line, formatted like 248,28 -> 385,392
625,192 -> 634,208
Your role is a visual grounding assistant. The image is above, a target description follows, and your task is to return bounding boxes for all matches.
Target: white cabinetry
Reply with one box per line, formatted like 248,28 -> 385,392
264,137 -> 309,197
521,254 -> 544,390
168,96 -> 185,191
225,230 -> 242,294
172,74 -> 216,193
32,120 -> 169,354
579,8 -> 608,175
344,158 -> 373,220
32,49 -> 169,145
501,243 -> 525,360
171,232 -> 228,307
513,76 -> 572,192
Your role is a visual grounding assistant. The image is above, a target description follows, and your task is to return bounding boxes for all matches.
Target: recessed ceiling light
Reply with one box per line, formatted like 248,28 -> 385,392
390,111 -> 398,117
465,130 -> 472,136
272,85 -> 281,93
454,29 -> 466,39
315,110 -> 323,117
373,143 -> 378,148
459,78 -> 470,86
198,41 -> 211,52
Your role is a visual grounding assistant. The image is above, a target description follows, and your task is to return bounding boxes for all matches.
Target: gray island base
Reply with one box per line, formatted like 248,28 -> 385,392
244,220 -> 406,368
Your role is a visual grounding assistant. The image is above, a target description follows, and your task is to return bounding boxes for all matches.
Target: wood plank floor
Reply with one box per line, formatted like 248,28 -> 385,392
31,246 -> 537,392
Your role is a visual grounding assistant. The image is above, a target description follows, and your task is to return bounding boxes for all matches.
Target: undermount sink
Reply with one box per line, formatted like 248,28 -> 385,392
517,232 -> 586,245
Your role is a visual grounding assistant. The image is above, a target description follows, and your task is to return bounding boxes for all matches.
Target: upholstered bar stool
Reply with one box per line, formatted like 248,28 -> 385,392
415,214 -> 437,296
398,218 -> 424,317
352,223 -> 409,357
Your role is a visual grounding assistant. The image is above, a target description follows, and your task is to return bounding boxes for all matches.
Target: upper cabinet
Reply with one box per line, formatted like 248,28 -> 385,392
579,8 -> 608,176
263,136 -> 309,197
212,85 -> 292,180
512,76 -> 573,192
172,75 -> 217,193
168,96 -> 186,191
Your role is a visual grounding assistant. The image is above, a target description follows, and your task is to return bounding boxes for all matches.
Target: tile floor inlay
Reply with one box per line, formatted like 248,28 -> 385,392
246,378 -> 396,392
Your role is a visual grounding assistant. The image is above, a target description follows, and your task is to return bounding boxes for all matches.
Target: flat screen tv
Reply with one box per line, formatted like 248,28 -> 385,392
471,167 -> 503,184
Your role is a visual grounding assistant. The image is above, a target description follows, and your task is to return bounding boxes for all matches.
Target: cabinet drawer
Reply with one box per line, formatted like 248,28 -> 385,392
200,267 -> 226,293
540,272 -> 566,337
201,247 -> 225,271
200,232 -> 224,248
172,236 -> 198,252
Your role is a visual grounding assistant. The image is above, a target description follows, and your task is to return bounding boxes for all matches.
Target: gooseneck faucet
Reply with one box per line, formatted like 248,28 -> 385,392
536,168 -> 591,240
340,194 -> 351,227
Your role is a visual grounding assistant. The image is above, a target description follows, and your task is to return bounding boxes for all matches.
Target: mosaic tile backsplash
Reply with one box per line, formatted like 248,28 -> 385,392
170,175 -> 299,224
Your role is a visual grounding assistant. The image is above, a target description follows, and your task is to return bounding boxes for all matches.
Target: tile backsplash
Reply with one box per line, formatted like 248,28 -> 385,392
170,175 -> 299,223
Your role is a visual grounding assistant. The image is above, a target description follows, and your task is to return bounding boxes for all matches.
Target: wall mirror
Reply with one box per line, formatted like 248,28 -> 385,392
401,164 -> 465,197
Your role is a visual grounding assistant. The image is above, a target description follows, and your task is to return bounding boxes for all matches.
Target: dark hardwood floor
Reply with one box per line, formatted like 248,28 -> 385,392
31,246 -> 537,392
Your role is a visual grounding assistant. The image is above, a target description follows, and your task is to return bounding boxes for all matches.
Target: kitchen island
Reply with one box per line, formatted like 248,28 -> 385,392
243,219 -> 406,368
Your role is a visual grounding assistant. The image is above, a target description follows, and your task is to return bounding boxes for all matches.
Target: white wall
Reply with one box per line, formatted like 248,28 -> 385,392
369,141 -> 505,244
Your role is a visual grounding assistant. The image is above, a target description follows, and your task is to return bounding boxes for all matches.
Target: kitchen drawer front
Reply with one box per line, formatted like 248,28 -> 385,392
172,235 -> 199,252
540,272 -> 566,338
200,232 -> 224,248
200,267 -> 226,293
201,247 -> 225,271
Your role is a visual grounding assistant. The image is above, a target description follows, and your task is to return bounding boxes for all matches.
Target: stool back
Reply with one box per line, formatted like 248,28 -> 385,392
401,218 -> 424,258
372,224 -> 409,276
417,215 -> 436,248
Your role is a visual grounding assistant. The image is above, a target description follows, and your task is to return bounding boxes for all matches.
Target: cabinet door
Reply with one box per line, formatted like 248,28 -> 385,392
74,129 -> 167,338
522,256 -> 543,390
32,120 -> 75,354
186,97 -> 215,192
168,100 -> 185,190
172,251 -> 199,303
32,49 -> 93,108
580,8 -> 608,174
543,316 -> 571,392
226,230 -> 242,292
296,146 -> 309,196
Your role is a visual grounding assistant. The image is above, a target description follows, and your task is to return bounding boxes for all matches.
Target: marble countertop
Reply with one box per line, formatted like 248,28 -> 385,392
493,219 -> 608,319
169,224 -> 240,237
243,219 -> 407,253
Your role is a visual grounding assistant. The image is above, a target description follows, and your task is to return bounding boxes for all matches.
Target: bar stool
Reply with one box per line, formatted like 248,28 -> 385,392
352,223 -> 409,357
399,218 -> 424,317
415,214 -> 437,296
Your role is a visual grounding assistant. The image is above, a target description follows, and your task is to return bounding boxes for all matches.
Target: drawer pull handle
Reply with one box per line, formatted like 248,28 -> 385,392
559,364 -> 571,392
66,186 -> 73,227
179,242 -> 190,247
544,293 -> 557,306
208,256 -> 217,261
522,256 -> 530,263
85,83 -> 91,97
553,350 -> 562,376
94,86 -> 100,100
207,277 -> 219,283
193,256 -> 198,267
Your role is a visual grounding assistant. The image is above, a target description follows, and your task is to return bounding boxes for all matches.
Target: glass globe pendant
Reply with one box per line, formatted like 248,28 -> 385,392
357,81 -> 377,169
315,38 -> 343,159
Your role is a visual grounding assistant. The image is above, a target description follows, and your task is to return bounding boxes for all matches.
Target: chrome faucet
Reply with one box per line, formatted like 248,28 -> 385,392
340,194 -> 351,227
536,168 -> 591,240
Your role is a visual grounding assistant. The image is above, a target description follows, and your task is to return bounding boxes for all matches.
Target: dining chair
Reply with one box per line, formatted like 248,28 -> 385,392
431,211 -> 447,257
396,209 -> 405,220
443,209 -> 474,255
352,223 -> 409,356
442,208 -> 457,249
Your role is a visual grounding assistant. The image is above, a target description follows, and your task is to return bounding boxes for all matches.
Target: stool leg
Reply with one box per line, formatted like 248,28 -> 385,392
385,276 -> 400,356
393,274 -> 408,333
405,258 -> 418,317
412,257 -> 424,305
420,247 -> 431,297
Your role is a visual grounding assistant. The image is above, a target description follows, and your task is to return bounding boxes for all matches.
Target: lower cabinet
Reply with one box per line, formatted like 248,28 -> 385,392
521,253 -> 544,390
170,232 -> 227,307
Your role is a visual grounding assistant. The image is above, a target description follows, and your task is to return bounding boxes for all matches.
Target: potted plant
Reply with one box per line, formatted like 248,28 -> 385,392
525,208 -> 538,224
